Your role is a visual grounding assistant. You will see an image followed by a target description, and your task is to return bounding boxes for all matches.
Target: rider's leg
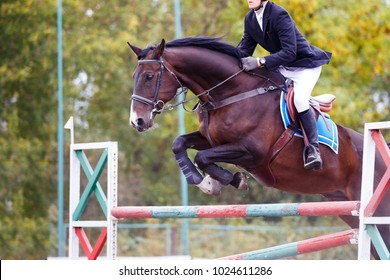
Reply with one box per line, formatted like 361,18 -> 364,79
279,66 -> 323,170
298,108 -> 322,170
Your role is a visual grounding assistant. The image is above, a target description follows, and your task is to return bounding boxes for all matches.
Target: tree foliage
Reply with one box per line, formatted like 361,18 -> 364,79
0,0 -> 57,259
0,0 -> 388,259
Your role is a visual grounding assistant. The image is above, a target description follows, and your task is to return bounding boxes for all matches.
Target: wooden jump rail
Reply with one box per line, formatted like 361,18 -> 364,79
219,229 -> 358,260
111,201 -> 360,219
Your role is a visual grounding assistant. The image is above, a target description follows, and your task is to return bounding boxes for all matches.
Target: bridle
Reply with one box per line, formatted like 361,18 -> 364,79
131,57 -> 246,114
130,57 -> 187,114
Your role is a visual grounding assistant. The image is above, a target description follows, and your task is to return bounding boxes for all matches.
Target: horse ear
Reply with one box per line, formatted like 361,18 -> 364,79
127,42 -> 142,56
156,38 -> 166,58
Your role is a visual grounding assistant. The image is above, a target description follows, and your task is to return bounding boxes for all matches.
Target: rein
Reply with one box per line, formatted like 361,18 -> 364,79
131,57 -> 284,114
157,68 -> 246,113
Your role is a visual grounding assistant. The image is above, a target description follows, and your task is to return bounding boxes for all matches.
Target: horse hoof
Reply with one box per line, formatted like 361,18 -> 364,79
196,175 -> 222,196
231,172 -> 249,191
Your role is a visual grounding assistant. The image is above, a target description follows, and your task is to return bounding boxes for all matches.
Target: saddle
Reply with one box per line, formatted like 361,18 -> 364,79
284,79 -> 336,125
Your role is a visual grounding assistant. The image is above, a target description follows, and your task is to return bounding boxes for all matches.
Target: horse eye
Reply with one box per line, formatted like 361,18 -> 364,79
145,73 -> 154,80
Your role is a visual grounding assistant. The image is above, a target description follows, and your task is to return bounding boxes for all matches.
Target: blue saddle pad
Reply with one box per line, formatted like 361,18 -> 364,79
280,91 -> 339,154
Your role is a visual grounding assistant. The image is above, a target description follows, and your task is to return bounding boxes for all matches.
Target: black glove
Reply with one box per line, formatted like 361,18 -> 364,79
241,57 -> 259,71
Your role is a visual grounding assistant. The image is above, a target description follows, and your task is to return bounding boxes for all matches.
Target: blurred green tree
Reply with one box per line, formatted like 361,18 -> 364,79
0,0 -> 57,259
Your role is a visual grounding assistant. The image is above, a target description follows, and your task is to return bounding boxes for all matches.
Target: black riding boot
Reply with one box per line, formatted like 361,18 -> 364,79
298,109 -> 323,170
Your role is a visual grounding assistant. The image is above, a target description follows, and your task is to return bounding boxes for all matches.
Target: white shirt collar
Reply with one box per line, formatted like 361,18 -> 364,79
254,1 -> 268,17
254,1 -> 268,30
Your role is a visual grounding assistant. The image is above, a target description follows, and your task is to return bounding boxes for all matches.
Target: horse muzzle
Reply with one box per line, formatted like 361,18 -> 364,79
129,105 -> 156,132
129,115 -> 153,132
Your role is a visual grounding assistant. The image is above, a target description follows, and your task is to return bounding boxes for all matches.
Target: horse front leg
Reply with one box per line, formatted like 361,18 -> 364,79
194,144 -> 255,194
172,131 -> 211,185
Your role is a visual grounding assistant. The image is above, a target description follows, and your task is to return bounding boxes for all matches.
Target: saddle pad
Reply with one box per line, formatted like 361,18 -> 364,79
280,91 -> 339,154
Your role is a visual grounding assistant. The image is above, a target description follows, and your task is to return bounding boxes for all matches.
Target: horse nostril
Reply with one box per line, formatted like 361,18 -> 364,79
136,118 -> 144,127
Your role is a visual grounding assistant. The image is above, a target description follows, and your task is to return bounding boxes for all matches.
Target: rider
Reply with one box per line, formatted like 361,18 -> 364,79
238,0 -> 332,170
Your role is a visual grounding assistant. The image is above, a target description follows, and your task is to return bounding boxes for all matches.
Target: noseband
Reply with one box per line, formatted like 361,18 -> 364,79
131,57 -> 187,114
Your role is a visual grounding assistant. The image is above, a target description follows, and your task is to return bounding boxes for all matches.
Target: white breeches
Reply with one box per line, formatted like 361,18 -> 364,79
278,66 -> 322,113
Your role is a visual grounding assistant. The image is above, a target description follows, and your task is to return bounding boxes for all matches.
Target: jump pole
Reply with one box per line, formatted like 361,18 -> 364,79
111,201 -> 360,219
219,229 -> 358,260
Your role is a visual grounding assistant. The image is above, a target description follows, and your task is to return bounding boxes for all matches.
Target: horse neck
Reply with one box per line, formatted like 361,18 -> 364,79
164,48 -> 245,96
164,47 -> 281,101
165,47 -> 286,144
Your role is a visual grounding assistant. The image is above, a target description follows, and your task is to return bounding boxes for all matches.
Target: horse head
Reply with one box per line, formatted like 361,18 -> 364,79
128,39 -> 183,132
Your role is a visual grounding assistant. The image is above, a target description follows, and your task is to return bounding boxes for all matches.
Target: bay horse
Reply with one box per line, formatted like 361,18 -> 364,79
127,36 -> 389,258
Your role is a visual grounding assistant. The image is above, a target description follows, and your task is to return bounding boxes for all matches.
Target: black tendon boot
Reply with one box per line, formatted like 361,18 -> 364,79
174,152 -> 204,185
298,109 -> 323,170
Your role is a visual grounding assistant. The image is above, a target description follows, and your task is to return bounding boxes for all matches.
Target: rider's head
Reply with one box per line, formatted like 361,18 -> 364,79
247,0 -> 267,11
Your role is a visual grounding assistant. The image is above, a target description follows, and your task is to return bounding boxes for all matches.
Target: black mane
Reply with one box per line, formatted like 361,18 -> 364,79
138,36 -> 248,59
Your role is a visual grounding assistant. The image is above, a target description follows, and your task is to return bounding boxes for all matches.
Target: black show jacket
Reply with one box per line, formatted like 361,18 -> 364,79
238,2 -> 332,71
